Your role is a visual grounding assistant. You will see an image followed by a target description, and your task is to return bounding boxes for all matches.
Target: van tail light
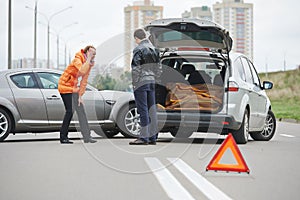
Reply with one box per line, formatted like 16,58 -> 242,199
222,121 -> 230,125
228,81 -> 239,92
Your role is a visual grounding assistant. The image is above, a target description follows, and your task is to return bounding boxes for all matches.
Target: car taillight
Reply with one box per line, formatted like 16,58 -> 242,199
228,81 -> 239,92
222,121 -> 230,125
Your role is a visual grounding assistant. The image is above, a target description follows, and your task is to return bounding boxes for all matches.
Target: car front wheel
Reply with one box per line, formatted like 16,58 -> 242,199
250,110 -> 276,141
0,108 -> 11,142
117,104 -> 141,138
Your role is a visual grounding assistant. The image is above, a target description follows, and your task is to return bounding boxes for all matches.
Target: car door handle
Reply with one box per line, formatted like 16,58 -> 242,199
47,95 -> 61,100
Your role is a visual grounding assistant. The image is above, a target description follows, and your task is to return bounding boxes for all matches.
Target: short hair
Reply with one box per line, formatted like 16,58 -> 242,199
83,45 -> 96,53
134,29 -> 146,40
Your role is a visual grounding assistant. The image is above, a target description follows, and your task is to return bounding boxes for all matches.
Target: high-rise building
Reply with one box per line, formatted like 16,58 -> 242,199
124,0 -> 163,71
182,6 -> 213,21
213,0 -> 253,61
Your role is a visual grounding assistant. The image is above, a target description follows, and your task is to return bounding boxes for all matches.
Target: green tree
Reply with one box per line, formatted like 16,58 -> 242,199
92,74 -> 117,90
114,71 -> 132,91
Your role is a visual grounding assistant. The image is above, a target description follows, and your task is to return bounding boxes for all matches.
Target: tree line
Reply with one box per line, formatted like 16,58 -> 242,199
91,71 -> 132,92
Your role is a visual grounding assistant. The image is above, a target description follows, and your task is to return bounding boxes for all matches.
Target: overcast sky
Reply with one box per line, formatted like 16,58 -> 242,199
1,0 -> 300,72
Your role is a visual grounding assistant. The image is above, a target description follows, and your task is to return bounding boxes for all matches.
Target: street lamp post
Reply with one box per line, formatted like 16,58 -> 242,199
64,33 -> 83,67
56,22 -> 78,69
33,1 -> 37,68
25,1 -> 38,68
47,6 -> 72,68
25,4 -> 72,68
8,0 -> 12,69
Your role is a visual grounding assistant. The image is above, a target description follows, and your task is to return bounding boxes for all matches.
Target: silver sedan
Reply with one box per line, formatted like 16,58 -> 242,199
0,69 -> 141,141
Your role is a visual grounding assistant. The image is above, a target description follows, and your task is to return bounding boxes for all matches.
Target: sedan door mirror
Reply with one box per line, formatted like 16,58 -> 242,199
262,81 -> 273,90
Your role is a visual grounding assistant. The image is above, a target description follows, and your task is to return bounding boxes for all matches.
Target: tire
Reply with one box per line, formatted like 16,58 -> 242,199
117,104 -> 141,138
94,128 -> 119,138
0,108 -> 11,142
232,109 -> 249,144
250,110 -> 276,141
169,127 -> 194,138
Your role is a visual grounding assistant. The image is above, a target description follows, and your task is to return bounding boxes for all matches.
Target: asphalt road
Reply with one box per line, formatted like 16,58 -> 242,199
0,122 -> 299,200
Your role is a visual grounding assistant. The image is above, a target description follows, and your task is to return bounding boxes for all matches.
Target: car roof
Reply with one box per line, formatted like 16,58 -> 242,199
0,68 -> 63,75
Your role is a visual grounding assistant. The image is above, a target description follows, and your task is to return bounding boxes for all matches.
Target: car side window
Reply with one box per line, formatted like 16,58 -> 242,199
11,73 -> 38,89
247,60 -> 261,87
241,57 -> 254,84
37,72 -> 60,89
234,58 -> 246,81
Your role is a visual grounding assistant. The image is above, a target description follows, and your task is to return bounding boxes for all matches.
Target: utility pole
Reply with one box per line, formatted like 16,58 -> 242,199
8,0 -> 12,69
33,1 -> 37,68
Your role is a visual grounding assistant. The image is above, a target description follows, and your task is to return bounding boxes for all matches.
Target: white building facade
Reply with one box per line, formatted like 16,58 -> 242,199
124,0 -> 163,71
213,0 -> 253,61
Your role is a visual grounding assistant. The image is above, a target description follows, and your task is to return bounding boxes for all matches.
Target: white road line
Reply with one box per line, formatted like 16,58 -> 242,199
280,134 -> 295,138
168,158 -> 232,200
144,157 -> 195,200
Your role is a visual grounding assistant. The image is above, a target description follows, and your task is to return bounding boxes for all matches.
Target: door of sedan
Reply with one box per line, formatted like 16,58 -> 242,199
35,72 -> 106,128
9,72 -> 49,127
35,72 -> 65,128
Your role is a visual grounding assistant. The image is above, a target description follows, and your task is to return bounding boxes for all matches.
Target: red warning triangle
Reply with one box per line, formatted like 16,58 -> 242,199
206,133 -> 250,173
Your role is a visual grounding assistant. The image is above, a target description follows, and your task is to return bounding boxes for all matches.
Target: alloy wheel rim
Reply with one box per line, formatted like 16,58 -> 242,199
124,107 -> 140,136
0,113 -> 8,137
262,114 -> 274,137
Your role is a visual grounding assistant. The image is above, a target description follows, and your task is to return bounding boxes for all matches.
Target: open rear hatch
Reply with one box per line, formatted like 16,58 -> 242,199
145,18 -> 233,53
145,18 -> 232,113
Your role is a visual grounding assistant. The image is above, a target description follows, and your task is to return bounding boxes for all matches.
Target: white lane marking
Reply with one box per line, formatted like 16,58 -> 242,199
144,157 -> 195,200
168,158 -> 232,200
280,134 -> 295,138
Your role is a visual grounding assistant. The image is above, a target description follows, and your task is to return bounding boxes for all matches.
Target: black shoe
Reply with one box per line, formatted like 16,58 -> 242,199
84,138 -> 97,143
129,139 -> 148,145
60,139 -> 73,144
149,140 -> 157,145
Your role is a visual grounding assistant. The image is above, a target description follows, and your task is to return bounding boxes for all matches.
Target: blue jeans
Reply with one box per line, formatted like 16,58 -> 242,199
134,83 -> 158,142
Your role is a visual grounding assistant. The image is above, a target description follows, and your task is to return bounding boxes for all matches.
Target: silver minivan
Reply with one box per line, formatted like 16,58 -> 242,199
145,18 -> 276,144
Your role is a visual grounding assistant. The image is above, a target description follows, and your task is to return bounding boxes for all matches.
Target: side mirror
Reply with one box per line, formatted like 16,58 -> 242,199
262,81 -> 273,90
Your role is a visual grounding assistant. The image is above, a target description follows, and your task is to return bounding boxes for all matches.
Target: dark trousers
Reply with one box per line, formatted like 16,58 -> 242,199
60,93 -> 91,141
134,83 -> 158,142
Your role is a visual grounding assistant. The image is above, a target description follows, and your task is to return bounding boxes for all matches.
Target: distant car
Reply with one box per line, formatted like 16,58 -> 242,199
145,18 -> 276,144
0,68 -> 141,141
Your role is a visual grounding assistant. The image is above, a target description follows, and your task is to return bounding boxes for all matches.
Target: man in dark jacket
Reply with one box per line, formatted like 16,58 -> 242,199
129,29 -> 160,145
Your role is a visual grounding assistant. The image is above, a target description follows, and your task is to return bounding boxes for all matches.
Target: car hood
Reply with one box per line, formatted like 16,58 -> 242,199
145,18 -> 233,53
100,90 -> 134,102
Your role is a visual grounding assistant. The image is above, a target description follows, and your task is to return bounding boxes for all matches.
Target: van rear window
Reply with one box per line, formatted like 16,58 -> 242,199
157,30 -> 223,44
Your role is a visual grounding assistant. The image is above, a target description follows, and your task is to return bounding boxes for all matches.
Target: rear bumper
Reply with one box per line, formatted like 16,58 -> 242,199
157,111 -> 241,131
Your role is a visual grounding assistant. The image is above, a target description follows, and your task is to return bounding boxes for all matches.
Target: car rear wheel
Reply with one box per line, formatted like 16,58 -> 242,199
250,110 -> 276,141
169,127 -> 194,138
232,109 -> 249,144
0,108 -> 11,142
117,104 -> 141,138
